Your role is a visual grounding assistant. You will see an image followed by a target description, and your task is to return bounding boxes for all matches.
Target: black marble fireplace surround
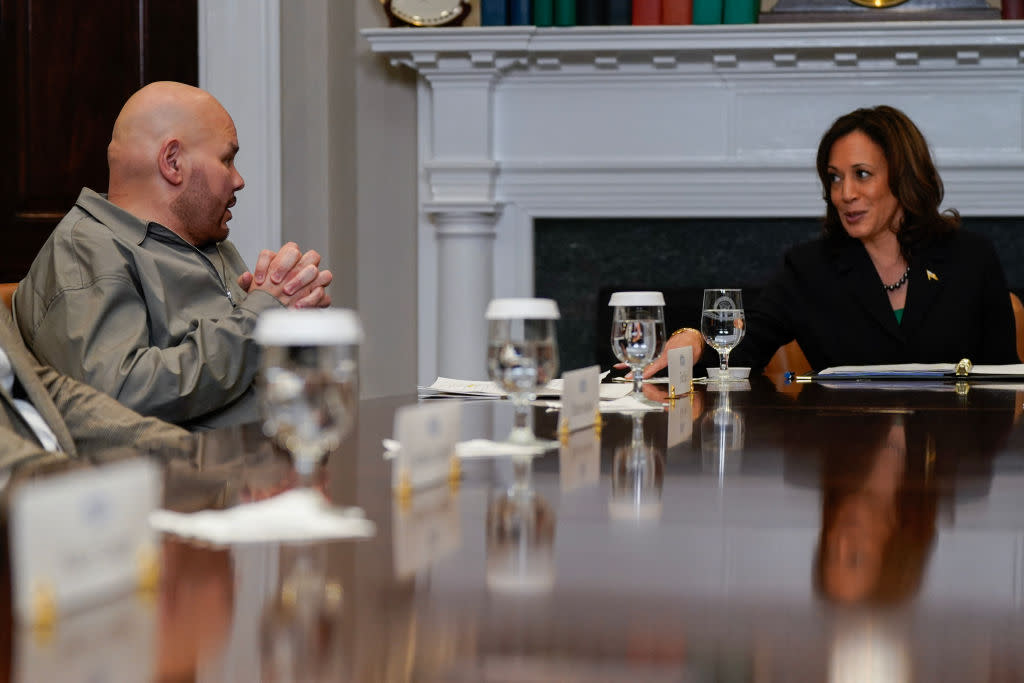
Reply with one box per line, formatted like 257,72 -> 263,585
535,217 -> 1024,373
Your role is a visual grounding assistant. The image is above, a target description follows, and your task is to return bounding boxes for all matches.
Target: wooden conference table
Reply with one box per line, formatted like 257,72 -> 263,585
2,375 -> 1024,681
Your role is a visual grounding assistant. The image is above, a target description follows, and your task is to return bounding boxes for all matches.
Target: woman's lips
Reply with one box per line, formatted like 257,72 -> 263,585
844,210 -> 866,225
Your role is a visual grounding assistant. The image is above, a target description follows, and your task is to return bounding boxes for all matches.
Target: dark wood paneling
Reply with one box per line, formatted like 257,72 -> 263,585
0,0 -> 197,283
143,0 -> 199,84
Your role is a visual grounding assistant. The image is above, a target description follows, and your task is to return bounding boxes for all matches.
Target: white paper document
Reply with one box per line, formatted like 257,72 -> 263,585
421,374 -> 630,400
819,363 -> 1024,377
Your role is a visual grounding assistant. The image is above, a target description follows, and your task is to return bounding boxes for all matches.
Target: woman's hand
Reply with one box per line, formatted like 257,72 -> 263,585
615,328 -> 704,379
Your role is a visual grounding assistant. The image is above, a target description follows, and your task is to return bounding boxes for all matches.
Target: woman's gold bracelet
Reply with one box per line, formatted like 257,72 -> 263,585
670,327 -> 700,339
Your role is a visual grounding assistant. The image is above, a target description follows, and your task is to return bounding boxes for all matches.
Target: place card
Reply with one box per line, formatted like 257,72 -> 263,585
559,426 -> 600,493
9,458 -> 161,626
667,345 -> 693,398
392,485 -> 461,579
391,401 -> 462,495
560,365 -> 601,433
16,594 -> 155,682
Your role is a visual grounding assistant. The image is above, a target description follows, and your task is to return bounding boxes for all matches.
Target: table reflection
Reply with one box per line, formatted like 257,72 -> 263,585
782,399 -> 1013,608
699,389 -> 745,478
486,484 -> 556,594
609,413 -> 664,521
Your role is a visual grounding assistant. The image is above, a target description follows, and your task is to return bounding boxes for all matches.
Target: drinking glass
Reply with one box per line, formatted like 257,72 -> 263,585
255,308 -> 363,488
700,288 -> 745,382
486,298 -> 560,446
610,291 -> 666,408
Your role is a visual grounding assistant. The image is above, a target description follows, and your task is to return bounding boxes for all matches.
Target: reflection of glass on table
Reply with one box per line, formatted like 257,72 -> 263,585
609,413 -> 665,521
700,390 -> 745,478
486,486 -> 556,594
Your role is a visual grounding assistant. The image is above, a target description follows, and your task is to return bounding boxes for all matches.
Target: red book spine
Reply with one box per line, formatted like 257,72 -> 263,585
633,0 -> 663,24
662,0 -> 693,23
1004,0 -> 1024,19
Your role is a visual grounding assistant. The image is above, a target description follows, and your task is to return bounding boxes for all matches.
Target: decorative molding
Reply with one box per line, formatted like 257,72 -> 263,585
365,22 -> 1024,383
198,0 -> 282,268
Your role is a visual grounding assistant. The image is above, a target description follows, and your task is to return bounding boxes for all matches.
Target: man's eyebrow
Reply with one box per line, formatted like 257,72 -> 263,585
228,142 -> 239,155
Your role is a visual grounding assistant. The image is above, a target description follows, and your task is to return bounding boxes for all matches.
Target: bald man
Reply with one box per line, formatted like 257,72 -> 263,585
14,82 -> 333,430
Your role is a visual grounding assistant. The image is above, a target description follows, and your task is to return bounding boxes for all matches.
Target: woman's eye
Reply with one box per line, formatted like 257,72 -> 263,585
828,173 -> 840,184
856,169 -> 871,179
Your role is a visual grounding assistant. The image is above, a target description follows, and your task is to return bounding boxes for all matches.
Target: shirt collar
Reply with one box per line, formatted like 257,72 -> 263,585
75,187 -> 164,246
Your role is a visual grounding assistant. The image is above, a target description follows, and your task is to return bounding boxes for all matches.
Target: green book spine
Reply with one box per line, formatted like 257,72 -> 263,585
534,0 -> 555,25
693,0 -> 722,23
722,0 -> 758,23
554,0 -> 577,25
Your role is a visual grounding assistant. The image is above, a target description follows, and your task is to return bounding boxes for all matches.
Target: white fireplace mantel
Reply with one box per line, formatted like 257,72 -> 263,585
364,22 -> 1024,383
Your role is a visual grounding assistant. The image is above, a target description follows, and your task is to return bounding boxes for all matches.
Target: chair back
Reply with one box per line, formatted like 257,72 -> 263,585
765,339 -> 811,379
1010,292 -> 1024,363
0,283 -> 17,312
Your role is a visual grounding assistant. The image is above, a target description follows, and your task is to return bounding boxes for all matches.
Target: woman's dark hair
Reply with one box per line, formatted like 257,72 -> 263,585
816,105 -> 958,261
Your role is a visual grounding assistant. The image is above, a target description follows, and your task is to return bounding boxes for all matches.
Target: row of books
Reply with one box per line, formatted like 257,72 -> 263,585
480,0 -> 761,26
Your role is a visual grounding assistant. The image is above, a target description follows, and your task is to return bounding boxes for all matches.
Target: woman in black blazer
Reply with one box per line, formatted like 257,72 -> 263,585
650,105 -> 1018,373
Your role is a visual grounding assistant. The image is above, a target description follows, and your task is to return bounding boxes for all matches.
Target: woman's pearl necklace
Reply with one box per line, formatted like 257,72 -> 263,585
882,267 -> 911,292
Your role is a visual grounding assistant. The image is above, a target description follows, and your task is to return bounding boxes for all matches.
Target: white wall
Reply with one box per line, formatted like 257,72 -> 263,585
279,0 -> 418,398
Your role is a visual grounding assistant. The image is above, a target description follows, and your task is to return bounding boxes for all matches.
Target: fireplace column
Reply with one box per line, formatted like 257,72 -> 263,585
407,44 -> 526,379
430,205 -> 498,379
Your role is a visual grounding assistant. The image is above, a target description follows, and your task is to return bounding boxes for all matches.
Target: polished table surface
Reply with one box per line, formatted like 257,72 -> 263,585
4,376 -> 1024,681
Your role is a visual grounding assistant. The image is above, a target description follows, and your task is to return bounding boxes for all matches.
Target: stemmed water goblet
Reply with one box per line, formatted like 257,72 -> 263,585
700,288 -> 745,383
486,298 -> 560,447
610,291 -> 667,408
255,308 -> 363,491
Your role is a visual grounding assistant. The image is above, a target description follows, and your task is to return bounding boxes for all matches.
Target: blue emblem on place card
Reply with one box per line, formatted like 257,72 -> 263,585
427,417 -> 440,436
82,495 -> 110,526
579,379 -> 587,392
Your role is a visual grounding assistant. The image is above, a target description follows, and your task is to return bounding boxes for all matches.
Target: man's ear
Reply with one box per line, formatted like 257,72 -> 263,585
158,139 -> 185,185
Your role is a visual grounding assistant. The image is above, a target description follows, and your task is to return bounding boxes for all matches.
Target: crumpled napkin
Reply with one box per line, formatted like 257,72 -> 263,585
454,438 -> 554,458
383,438 -> 554,460
598,395 -> 667,413
149,489 -> 376,546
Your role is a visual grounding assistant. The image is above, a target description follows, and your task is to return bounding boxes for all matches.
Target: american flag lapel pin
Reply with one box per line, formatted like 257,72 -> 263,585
926,269 -> 939,281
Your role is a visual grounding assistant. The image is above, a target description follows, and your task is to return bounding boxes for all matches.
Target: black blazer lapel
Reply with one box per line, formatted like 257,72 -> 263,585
832,240 -> 904,342
899,242 -> 949,335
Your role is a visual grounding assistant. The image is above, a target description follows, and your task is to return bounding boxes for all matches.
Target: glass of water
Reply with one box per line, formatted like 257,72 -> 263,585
255,308 -> 363,487
486,298 -> 560,446
701,288 -> 745,383
610,291 -> 667,408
